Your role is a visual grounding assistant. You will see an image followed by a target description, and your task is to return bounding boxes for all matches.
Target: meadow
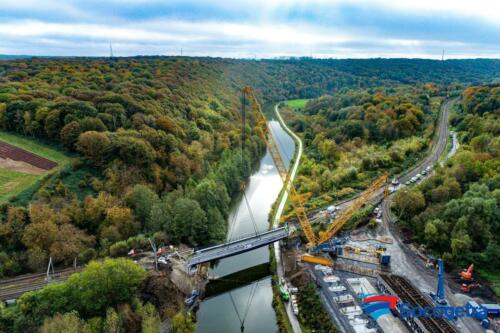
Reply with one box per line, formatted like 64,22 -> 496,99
0,131 -> 71,203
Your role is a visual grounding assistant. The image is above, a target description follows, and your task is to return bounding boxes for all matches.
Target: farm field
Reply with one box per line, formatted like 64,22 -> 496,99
0,169 -> 40,203
0,131 -> 70,163
285,99 -> 310,108
0,131 -> 70,203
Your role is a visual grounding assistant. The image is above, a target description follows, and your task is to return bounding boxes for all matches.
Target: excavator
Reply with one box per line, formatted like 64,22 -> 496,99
460,263 -> 475,282
242,86 -> 389,256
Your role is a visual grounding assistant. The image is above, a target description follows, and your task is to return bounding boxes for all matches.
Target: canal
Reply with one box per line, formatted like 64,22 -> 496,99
196,111 -> 295,333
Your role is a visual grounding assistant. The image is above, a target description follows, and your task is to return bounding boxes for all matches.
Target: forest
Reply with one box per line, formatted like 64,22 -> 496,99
392,85 -> 499,295
0,57 -> 499,332
280,84 -> 445,208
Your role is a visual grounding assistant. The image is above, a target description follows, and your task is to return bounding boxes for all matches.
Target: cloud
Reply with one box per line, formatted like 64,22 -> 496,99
0,0 -> 498,58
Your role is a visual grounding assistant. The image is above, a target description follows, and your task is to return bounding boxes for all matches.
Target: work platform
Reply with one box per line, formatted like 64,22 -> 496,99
187,227 -> 288,268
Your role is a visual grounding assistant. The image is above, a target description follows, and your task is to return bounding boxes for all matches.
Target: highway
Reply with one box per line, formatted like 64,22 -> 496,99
380,98 -> 482,333
270,98 -> 456,333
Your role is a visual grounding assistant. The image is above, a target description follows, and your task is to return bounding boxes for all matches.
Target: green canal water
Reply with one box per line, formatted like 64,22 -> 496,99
196,117 -> 295,333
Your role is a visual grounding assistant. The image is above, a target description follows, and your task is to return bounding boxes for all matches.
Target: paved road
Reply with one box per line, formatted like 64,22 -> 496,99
273,102 -> 303,333
287,98 -> 458,224
274,98 -> 456,333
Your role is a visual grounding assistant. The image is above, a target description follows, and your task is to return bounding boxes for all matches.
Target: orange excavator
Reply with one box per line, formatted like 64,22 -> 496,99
460,263 -> 475,282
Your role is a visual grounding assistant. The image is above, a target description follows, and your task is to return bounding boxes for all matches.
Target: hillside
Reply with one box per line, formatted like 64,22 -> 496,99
0,57 -> 498,277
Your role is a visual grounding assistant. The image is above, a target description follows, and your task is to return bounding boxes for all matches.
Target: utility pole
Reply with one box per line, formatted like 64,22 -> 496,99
46,257 -> 55,282
241,90 -> 246,145
149,238 -> 158,272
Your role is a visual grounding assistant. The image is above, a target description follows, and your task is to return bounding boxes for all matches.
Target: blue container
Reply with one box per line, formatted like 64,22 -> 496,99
380,255 -> 391,265
481,319 -> 490,329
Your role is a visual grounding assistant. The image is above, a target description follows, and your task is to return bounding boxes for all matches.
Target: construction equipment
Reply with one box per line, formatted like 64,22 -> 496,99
430,259 -> 447,305
242,86 -> 389,249
461,283 -> 481,293
301,254 -> 334,267
317,173 -> 388,246
460,263 -> 475,281
243,86 -> 318,245
279,279 -> 290,301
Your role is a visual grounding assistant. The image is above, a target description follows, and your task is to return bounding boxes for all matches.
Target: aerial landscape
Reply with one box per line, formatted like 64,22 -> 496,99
0,1 -> 499,333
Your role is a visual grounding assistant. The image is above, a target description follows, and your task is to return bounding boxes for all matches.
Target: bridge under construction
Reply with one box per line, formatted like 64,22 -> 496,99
187,227 -> 289,269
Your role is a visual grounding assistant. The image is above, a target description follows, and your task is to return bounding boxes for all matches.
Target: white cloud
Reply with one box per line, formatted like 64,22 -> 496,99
0,1 -> 498,57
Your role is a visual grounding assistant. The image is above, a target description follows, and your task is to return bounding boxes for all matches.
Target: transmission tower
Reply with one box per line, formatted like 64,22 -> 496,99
110,43 -> 114,58
441,49 -> 445,61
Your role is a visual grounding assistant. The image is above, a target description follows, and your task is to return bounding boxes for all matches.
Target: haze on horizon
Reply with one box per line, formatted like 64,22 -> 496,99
1,0 -> 499,59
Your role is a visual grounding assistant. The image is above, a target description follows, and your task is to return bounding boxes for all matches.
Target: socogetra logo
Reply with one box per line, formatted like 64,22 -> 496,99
399,302 -> 488,321
362,295 -> 400,320
362,294 -> 488,322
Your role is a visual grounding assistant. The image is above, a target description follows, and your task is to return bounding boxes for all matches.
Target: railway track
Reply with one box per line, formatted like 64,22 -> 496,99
379,273 -> 459,333
0,267 -> 81,301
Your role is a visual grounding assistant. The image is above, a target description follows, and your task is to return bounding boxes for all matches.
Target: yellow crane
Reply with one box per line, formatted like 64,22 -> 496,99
242,86 -> 388,248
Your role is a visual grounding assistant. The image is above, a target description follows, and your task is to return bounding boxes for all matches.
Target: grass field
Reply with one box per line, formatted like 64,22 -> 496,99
285,99 -> 310,108
0,170 -> 40,203
0,131 -> 71,203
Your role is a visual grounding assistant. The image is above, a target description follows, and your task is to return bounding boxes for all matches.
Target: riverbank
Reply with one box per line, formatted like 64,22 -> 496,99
270,102 -> 303,333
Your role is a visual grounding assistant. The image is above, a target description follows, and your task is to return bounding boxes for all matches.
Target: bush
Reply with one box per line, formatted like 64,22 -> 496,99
109,241 -> 129,257
78,248 -> 97,264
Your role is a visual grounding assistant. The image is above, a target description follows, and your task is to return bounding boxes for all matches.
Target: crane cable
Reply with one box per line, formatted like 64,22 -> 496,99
242,191 -> 259,238
228,280 -> 260,332
227,197 -> 242,242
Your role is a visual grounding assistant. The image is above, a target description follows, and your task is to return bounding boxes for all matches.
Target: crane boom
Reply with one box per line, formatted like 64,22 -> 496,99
242,86 -> 318,245
242,86 -> 388,247
318,173 -> 388,244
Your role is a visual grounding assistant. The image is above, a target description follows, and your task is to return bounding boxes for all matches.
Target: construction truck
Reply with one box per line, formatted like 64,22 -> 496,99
279,279 -> 290,301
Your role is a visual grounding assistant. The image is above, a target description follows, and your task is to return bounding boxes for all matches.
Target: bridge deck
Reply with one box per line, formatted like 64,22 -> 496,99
187,227 -> 288,268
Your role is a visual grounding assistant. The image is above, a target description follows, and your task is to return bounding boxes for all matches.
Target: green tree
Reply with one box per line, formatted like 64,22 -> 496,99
393,189 -> 426,220
140,303 -> 161,333
40,312 -> 90,333
171,312 -> 195,333
103,308 -> 121,333
125,185 -> 159,230
169,198 -> 207,246
76,131 -> 112,166
68,259 -> 146,318
60,121 -> 82,149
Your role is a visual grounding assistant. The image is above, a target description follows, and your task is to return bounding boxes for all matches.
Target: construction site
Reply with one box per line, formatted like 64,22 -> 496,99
1,88 -> 498,333
180,88 -> 499,333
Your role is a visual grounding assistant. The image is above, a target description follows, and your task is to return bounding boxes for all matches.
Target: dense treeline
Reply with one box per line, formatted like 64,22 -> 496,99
281,85 -> 444,207
0,57 -> 498,276
393,85 -> 499,294
0,57 -> 264,276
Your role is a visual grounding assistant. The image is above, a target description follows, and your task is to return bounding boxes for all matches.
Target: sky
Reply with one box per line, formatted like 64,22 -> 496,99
1,0 -> 499,59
